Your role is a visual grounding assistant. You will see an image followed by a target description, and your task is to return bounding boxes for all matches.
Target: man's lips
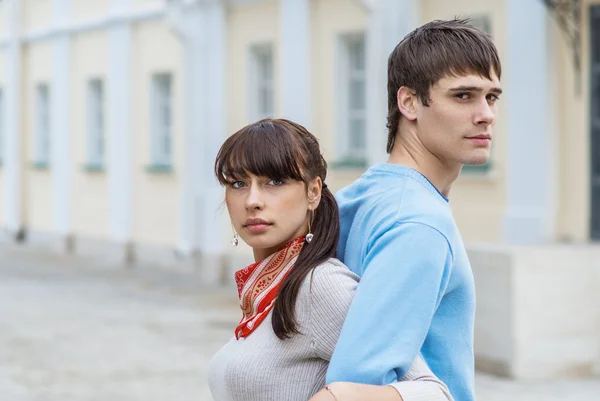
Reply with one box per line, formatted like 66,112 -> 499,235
467,134 -> 491,140
466,134 -> 492,145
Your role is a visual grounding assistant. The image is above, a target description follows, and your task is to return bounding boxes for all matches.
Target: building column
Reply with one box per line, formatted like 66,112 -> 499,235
2,0 -> 24,241
364,0 -> 420,166
503,0 -> 557,243
51,0 -> 72,250
170,0 -> 227,283
107,1 -> 134,260
198,0 -> 227,282
280,0 -> 310,127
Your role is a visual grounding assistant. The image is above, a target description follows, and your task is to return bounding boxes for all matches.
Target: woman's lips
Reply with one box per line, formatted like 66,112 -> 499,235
245,224 -> 271,234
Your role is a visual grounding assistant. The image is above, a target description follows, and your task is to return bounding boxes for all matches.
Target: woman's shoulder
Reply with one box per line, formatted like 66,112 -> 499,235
313,257 -> 359,279
296,259 -> 359,359
300,258 -> 360,297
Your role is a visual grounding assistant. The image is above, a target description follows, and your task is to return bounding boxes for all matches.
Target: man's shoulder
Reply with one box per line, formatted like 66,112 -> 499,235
397,199 -> 456,234
356,199 -> 457,260
337,167 -> 460,247
376,182 -> 456,230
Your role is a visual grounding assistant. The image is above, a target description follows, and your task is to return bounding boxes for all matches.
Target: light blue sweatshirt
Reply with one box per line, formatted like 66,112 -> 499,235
327,163 -> 476,401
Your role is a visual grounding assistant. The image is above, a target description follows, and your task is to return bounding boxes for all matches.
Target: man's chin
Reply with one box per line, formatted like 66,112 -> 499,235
464,159 -> 490,166
462,152 -> 491,166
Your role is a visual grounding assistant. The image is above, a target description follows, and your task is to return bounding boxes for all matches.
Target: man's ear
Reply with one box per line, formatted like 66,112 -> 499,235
397,86 -> 418,121
307,177 -> 322,210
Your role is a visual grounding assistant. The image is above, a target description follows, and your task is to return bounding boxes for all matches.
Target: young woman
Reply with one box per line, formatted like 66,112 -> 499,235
208,119 -> 453,401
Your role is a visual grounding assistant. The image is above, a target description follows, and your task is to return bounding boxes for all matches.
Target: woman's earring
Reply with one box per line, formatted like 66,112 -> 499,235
306,210 -> 314,244
231,225 -> 239,247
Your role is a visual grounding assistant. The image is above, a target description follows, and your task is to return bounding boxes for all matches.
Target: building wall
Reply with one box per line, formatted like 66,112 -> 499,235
24,42 -> 54,233
556,0 -> 596,242
72,0 -> 109,22
311,0 -> 368,192
132,0 -> 163,11
23,0 -> 53,32
0,1 -> 7,39
227,0 -> 280,133
71,30 -> 111,239
0,0 -> 595,257
131,19 -> 182,246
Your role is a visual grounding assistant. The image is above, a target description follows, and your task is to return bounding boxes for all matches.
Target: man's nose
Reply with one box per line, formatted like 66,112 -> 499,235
476,100 -> 495,126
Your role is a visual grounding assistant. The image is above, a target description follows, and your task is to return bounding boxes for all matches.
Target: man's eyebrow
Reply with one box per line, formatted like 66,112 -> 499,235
448,86 -> 503,94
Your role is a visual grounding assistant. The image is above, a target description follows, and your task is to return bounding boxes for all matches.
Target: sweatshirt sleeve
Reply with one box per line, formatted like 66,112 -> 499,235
326,222 -> 454,386
388,354 -> 455,401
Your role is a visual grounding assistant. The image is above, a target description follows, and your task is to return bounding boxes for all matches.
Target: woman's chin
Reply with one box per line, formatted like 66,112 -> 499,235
243,235 -> 278,250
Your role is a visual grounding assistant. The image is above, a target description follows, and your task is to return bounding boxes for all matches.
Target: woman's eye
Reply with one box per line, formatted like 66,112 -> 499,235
268,179 -> 284,186
231,181 -> 246,189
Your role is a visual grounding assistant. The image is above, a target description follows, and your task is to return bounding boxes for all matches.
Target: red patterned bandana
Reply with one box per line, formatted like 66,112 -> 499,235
233,236 -> 305,339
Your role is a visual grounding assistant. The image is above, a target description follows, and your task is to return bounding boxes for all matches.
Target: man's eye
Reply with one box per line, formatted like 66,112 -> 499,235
268,179 -> 284,186
231,181 -> 246,189
454,93 -> 469,100
487,94 -> 500,102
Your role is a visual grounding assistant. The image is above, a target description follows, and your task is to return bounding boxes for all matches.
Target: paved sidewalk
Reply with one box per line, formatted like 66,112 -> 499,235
1,245 -> 599,401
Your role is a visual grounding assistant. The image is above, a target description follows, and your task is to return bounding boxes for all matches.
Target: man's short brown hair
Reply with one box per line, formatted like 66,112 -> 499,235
386,18 -> 502,153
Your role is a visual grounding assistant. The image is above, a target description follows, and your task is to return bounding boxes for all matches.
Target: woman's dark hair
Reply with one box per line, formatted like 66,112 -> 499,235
214,118 -> 340,339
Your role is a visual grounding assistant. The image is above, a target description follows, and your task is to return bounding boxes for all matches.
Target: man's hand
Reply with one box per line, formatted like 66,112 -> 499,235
308,382 -> 403,401
308,388 -> 337,401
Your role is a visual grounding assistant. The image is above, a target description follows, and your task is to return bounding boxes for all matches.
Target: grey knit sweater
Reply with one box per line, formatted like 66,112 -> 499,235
208,258 -> 454,401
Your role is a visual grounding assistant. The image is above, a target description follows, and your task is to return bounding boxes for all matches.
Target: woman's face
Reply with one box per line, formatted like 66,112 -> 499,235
225,174 -> 320,261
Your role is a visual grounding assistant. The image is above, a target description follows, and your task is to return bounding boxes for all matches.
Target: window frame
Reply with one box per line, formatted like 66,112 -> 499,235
335,32 -> 367,168
34,83 -> 51,167
86,78 -> 105,169
248,43 -> 275,122
149,72 -> 173,170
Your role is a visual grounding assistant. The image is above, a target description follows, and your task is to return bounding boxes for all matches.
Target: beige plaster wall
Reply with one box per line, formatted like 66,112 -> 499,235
23,42 -> 53,232
130,19 -> 182,246
70,30 -> 111,238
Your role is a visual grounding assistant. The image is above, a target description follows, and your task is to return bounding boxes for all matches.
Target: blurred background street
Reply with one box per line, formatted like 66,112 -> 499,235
1,245 -> 599,401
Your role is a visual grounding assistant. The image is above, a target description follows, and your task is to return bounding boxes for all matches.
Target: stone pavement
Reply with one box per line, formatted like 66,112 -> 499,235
1,245 -> 599,401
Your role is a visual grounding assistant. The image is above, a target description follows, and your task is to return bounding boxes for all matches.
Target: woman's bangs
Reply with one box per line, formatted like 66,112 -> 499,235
216,123 -> 306,184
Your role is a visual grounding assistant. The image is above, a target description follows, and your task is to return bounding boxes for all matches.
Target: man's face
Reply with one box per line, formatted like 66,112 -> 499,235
415,73 -> 502,166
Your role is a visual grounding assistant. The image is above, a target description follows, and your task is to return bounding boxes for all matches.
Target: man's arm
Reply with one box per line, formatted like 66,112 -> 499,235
309,354 -> 454,401
326,222 -> 453,385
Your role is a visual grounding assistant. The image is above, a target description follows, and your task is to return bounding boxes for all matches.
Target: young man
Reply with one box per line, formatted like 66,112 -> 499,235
313,18 -> 502,401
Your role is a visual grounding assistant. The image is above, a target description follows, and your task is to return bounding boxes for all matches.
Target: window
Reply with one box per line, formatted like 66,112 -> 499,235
462,15 -> 494,174
86,79 -> 104,168
150,73 -> 173,168
249,44 -> 274,121
337,33 -> 367,167
35,83 -> 50,166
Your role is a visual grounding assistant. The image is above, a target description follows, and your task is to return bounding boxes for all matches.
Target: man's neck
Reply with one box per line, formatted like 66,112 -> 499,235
387,140 -> 461,198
